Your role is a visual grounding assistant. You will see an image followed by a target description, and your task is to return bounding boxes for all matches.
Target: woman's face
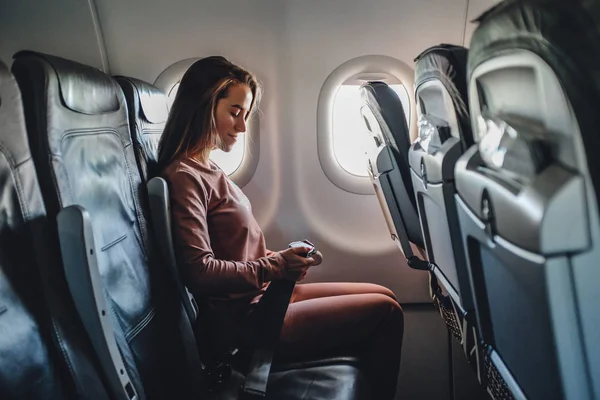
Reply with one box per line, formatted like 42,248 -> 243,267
214,83 -> 253,153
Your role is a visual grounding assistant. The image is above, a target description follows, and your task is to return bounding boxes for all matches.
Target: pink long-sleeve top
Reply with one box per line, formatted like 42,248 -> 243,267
162,155 -> 287,352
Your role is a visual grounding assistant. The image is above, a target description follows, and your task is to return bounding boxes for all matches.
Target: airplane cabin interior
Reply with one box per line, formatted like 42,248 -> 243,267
0,0 -> 598,399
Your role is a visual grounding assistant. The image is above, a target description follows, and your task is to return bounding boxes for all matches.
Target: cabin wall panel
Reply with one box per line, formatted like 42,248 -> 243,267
0,0 -> 104,70
464,0 -> 503,45
94,0 -> 283,85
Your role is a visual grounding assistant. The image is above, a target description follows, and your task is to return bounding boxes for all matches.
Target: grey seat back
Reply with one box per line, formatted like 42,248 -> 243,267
408,45 -> 479,354
360,81 -> 424,261
11,51 -> 202,400
115,76 -> 167,182
455,1 -> 600,399
0,59 -> 110,399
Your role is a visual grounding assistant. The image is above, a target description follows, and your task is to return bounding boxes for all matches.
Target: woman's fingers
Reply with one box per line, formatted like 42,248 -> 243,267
290,245 -> 313,256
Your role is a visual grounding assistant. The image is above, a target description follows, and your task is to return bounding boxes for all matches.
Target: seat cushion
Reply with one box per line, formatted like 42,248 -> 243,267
211,358 -> 371,400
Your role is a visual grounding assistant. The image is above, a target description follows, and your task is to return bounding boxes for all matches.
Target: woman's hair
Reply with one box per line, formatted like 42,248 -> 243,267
156,56 -> 261,173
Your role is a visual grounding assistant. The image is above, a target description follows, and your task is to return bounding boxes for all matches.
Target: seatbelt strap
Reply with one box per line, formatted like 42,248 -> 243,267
239,279 -> 296,399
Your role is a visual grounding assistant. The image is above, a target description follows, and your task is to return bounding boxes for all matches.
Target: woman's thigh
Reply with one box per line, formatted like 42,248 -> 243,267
291,282 -> 396,303
277,292 -> 402,359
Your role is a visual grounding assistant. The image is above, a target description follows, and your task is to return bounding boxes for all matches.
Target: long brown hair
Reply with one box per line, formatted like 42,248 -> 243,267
157,56 -> 261,173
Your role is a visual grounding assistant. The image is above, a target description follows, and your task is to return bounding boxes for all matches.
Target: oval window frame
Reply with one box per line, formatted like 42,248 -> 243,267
317,55 -> 417,195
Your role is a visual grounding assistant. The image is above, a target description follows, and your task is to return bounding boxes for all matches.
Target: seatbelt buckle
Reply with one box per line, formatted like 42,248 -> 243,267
288,239 -> 317,257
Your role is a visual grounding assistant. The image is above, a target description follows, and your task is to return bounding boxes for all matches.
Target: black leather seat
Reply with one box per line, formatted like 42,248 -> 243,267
0,59 -> 110,399
115,76 -> 166,182
117,76 -> 372,400
407,44 -> 481,372
455,0 -> 600,399
12,50 -> 203,400
359,81 -> 425,266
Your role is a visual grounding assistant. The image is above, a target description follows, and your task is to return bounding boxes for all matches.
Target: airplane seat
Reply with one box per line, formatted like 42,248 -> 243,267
115,76 -> 200,325
115,76 -> 166,182
359,81 -> 426,266
117,76 -> 372,400
0,59 -> 111,399
408,44 -> 480,365
455,0 -> 600,399
11,50 -> 204,399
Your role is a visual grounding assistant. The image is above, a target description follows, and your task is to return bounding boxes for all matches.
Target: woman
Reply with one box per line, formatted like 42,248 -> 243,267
158,56 -> 403,400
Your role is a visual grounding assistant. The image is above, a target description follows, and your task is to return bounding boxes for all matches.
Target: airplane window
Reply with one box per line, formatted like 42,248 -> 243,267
317,55 -> 415,195
167,82 -> 245,176
332,84 -> 410,177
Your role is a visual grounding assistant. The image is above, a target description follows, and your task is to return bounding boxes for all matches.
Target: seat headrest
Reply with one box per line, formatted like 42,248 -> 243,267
469,0 -> 600,203
360,81 -> 418,213
0,59 -> 31,165
414,44 -> 472,147
470,0 -> 600,89
360,81 -> 411,156
116,76 -> 168,124
13,50 -> 120,115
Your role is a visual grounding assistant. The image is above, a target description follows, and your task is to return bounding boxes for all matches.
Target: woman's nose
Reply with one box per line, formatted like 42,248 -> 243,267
235,118 -> 247,133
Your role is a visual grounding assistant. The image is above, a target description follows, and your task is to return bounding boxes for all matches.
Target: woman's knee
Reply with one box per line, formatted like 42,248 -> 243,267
360,283 -> 397,301
291,282 -> 397,302
364,293 -> 404,331
338,282 -> 398,301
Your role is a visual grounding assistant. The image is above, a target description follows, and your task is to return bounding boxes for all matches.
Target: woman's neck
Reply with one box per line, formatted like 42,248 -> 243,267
191,150 -> 211,168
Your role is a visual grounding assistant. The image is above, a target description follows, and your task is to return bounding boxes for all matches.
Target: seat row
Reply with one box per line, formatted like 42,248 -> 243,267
0,51 -> 371,399
358,0 -> 600,399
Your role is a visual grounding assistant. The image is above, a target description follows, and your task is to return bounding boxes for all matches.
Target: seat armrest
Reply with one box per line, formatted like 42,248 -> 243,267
147,177 -> 198,322
57,205 -> 138,400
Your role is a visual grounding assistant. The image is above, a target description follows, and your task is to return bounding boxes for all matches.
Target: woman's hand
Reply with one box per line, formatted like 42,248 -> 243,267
291,251 -> 322,280
280,246 -> 315,268
278,246 -> 315,281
